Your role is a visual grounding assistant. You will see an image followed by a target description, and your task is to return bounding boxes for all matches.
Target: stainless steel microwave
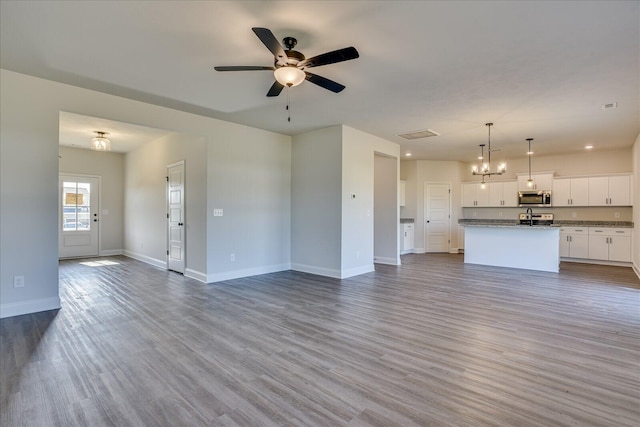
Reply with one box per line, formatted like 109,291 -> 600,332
518,190 -> 551,207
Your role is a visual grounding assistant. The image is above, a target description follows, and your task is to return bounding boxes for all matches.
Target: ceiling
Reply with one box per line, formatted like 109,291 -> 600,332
2,1 -> 639,162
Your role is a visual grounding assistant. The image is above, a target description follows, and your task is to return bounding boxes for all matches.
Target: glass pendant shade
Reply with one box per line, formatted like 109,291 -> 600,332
274,66 -> 306,87
91,131 -> 111,151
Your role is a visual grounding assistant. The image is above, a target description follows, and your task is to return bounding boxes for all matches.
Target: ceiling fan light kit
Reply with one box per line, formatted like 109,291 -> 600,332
274,66 -> 306,87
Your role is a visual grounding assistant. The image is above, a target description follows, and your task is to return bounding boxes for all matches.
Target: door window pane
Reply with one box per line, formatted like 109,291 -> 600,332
62,181 -> 91,231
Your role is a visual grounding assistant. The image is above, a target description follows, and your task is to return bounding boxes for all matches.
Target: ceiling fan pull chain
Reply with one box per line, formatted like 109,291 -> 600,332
287,86 -> 291,122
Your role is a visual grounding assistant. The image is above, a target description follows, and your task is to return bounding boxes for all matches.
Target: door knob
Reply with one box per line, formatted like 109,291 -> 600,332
178,222 -> 184,226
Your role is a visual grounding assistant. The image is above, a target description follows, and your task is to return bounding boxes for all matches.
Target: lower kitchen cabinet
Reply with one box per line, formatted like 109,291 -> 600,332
587,228 -> 632,262
401,223 -> 415,254
559,227 -> 588,258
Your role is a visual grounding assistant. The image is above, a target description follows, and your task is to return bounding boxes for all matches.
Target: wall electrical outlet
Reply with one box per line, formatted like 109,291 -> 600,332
13,276 -> 24,288
614,212 -> 620,219
572,212 -> 577,218
230,253 -> 235,262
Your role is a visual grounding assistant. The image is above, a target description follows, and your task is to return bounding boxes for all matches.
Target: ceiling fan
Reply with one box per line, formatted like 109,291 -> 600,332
214,27 -> 359,97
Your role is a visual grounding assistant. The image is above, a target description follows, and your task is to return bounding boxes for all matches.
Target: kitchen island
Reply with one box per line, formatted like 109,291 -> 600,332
463,223 -> 560,273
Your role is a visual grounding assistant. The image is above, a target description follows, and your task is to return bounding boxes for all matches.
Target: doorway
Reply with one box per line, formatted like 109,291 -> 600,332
59,175 -> 100,258
423,183 -> 451,253
167,161 -> 185,273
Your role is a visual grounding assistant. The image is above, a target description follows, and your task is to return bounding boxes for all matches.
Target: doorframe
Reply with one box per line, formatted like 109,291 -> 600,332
166,160 -> 186,273
58,173 -> 102,258
423,181 -> 452,253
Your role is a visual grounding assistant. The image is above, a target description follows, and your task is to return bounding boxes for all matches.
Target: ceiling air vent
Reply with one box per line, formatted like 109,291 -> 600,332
602,102 -> 617,110
397,129 -> 440,140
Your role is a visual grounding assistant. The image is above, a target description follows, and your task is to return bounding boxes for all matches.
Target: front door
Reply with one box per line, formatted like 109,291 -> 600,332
59,175 -> 100,258
424,183 -> 451,253
167,161 -> 185,273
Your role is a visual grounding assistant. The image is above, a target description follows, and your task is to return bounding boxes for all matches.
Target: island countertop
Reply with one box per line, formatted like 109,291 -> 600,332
458,219 -> 633,228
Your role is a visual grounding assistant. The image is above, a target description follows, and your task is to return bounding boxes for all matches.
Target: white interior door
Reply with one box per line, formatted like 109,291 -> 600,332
59,175 -> 100,258
167,161 -> 185,273
424,183 -> 451,253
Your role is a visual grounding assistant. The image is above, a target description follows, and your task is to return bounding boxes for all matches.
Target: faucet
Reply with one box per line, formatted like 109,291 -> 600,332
526,207 -> 533,226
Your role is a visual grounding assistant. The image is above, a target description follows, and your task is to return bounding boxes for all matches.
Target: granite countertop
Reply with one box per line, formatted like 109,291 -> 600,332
400,218 -> 415,223
458,219 -> 634,228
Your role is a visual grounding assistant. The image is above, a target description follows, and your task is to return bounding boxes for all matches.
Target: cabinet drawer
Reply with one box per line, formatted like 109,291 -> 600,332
403,224 -> 414,231
589,228 -> 632,236
559,227 -> 588,234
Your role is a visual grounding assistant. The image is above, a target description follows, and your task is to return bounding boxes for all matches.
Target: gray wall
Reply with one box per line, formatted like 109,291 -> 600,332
374,154 -> 399,263
291,126 -> 343,277
124,132 -> 207,278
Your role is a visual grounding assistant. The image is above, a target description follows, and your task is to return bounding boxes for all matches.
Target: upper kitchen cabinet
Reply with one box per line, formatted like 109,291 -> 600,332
462,182 -> 490,207
588,175 -> 632,206
488,181 -> 518,207
553,177 -> 589,207
517,173 -> 554,191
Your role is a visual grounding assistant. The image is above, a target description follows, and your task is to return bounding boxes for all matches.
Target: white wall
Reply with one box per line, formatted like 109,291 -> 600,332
291,126 -> 343,277
374,155 -> 399,264
633,133 -> 640,277
0,69 -> 291,318
58,146 -> 124,255
124,132 -> 207,278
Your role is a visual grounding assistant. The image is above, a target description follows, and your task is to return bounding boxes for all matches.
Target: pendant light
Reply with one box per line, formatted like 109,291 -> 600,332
526,138 -> 534,188
91,131 -> 111,152
471,123 -> 506,186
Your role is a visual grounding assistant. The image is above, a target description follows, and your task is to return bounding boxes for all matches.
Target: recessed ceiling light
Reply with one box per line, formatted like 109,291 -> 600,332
585,144 -> 594,150
405,153 -> 412,157
526,151 -> 534,155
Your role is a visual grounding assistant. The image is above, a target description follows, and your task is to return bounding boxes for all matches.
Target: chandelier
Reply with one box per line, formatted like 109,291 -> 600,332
91,131 -> 111,152
471,123 -> 506,187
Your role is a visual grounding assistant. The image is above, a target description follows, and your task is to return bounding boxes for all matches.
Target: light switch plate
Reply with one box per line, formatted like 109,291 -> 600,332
213,209 -> 223,217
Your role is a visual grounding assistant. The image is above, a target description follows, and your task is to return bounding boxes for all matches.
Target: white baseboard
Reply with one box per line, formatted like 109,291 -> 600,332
185,268 -> 207,283
0,296 -> 61,319
341,264 -> 375,279
632,261 -> 639,280
374,256 -> 401,265
100,249 -> 123,256
413,247 -> 426,254
560,257 -> 633,268
399,249 -> 414,255
291,263 -> 342,279
207,263 -> 291,283
123,250 -> 167,270
449,248 -> 459,254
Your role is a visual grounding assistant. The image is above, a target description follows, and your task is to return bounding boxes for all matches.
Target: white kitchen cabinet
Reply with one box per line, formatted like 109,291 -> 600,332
588,175 -> 632,206
462,182 -> 490,207
488,181 -> 518,207
553,177 -> 589,207
399,180 -> 406,207
588,228 -> 632,262
559,227 -> 589,258
401,223 -> 415,254
517,173 -> 554,191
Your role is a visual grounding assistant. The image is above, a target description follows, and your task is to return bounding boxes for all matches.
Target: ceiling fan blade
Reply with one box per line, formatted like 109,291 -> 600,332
214,66 -> 274,71
266,81 -> 285,97
304,72 -> 346,93
252,27 -> 288,66
298,46 -> 359,69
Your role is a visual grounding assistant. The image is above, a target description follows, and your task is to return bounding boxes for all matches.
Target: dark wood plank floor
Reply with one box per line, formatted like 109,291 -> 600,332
1,254 -> 639,426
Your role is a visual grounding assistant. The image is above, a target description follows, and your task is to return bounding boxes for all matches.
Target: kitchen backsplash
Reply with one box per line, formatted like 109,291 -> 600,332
462,206 -> 633,222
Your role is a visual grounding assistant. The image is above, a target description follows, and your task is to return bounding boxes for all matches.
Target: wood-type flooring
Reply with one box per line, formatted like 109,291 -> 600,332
1,254 -> 639,426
